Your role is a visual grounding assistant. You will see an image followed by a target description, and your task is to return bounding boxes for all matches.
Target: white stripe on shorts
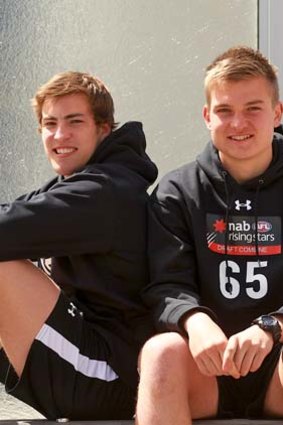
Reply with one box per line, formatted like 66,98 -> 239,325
36,323 -> 118,382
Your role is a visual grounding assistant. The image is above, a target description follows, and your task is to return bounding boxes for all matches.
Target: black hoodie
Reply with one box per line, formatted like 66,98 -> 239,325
0,121 -> 158,387
275,124 -> 283,136
144,133 -> 283,339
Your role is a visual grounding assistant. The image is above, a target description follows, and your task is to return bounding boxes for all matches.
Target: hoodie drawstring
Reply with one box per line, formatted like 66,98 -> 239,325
254,179 -> 264,264
222,171 -> 233,294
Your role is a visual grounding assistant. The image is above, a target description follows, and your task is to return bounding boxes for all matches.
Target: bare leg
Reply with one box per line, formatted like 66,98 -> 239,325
135,332 -> 218,425
0,260 -> 60,376
264,350 -> 283,417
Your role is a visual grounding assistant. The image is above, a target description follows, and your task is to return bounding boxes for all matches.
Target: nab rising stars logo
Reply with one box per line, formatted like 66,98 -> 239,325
207,213 -> 281,256
235,199 -> 252,211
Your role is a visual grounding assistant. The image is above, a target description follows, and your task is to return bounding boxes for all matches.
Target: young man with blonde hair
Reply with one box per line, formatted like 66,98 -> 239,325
136,46 -> 283,424
0,71 -> 157,419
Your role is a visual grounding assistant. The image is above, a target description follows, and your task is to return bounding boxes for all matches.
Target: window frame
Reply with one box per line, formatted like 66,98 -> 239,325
258,0 -> 283,101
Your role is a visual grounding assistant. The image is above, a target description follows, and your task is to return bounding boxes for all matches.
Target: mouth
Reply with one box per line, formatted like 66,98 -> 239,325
54,147 -> 77,155
228,135 -> 253,141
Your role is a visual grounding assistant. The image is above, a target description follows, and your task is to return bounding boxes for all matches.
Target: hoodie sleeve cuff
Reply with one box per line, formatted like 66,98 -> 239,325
159,304 -> 217,336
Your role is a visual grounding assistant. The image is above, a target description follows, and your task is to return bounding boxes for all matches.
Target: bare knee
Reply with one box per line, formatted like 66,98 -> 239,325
0,259 -> 22,274
0,259 -> 34,282
141,332 -> 189,365
0,259 -> 58,292
0,259 -> 60,376
139,333 -> 191,393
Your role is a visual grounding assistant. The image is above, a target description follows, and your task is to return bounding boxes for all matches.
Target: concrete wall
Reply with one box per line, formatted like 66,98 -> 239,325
0,0 -> 257,420
0,0 -> 257,201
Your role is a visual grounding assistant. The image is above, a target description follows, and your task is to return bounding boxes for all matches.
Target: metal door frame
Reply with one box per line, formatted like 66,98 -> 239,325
258,0 -> 283,98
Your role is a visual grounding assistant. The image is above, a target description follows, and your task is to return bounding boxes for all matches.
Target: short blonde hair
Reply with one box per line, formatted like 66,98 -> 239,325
32,71 -> 117,130
204,46 -> 279,106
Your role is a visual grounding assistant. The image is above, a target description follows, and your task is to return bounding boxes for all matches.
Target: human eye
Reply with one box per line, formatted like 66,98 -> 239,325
247,106 -> 262,112
42,120 -> 57,128
215,107 -> 232,115
70,119 -> 84,124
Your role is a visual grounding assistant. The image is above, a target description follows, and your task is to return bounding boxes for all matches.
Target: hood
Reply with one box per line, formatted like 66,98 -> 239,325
196,132 -> 283,190
275,124 -> 283,136
88,121 -> 158,185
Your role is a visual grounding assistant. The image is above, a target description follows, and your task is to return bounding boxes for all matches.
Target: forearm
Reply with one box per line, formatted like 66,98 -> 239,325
183,311 -> 215,336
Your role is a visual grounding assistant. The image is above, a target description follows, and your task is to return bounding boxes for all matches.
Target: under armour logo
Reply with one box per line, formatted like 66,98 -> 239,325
235,199 -> 252,211
68,302 -> 77,317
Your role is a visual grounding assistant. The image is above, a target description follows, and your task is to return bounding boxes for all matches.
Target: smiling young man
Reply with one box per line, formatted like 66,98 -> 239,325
0,72 -> 158,419
135,47 -> 283,424
41,93 -> 109,177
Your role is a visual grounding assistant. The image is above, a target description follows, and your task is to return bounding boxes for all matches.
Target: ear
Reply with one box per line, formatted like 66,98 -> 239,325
203,105 -> 211,130
98,122 -> 112,142
274,101 -> 283,128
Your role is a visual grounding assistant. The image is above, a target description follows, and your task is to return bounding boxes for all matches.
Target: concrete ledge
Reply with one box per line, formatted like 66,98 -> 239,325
0,420 -> 282,425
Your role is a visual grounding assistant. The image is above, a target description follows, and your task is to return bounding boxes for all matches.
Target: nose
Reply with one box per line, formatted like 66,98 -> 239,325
230,112 -> 247,130
54,123 -> 70,140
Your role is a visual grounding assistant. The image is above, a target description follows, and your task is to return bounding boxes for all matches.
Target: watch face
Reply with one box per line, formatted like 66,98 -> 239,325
255,315 -> 281,344
261,315 -> 275,327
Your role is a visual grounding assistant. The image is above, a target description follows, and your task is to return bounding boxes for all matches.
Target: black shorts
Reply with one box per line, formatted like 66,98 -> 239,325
217,343 -> 283,419
0,293 -> 136,420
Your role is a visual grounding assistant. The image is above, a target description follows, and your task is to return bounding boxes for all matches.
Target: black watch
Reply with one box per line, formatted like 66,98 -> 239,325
252,315 -> 281,344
